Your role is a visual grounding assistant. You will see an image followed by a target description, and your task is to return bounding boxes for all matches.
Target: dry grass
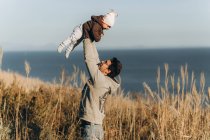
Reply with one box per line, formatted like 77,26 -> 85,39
0,71 -> 48,92
0,64 -> 210,140
0,48 -> 3,70
24,60 -> 31,79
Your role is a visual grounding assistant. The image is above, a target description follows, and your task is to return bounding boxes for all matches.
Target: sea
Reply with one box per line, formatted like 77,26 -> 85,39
2,48 -> 210,93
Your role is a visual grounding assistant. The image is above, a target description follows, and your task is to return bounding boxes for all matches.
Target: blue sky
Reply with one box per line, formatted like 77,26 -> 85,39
0,0 -> 210,51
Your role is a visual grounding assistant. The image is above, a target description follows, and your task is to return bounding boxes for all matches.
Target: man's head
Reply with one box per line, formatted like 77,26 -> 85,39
98,57 -> 122,78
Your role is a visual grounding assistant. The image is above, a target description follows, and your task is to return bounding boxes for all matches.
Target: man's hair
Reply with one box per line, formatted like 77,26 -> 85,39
107,57 -> 122,78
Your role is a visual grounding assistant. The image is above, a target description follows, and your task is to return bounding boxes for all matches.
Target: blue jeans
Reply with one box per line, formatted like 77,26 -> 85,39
80,120 -> 104,140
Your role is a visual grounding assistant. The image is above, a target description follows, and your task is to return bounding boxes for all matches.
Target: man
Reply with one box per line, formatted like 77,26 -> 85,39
79,38 -> 122,140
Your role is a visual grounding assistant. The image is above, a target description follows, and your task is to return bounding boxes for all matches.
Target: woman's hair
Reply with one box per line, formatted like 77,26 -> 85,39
107,57 -> 122,78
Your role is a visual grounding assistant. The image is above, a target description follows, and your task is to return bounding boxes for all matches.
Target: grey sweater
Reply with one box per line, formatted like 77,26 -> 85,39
79,39 -> 120,125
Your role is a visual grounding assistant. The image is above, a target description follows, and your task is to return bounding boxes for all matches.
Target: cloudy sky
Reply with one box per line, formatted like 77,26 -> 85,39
0,0 -> 210,51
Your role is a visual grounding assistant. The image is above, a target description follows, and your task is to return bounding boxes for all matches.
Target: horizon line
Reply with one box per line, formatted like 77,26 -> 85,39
3,46 -> 210,52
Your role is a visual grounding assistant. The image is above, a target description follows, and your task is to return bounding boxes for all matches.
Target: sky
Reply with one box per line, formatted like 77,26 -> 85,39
0,0 -> 210,51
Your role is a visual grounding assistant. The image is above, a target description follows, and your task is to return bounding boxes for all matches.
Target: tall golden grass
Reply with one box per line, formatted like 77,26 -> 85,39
0,64 -> 209,140
24,60 -> 31,79
0,48 -> 3,70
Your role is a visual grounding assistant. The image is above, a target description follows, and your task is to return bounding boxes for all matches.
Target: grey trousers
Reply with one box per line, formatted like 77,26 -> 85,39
62,24 -> 83,50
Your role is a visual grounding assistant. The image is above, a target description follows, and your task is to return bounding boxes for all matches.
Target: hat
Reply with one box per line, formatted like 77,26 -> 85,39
103,10 -> 118,27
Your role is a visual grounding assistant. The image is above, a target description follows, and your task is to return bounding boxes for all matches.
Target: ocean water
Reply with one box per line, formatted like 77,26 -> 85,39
2,48 -> 210,93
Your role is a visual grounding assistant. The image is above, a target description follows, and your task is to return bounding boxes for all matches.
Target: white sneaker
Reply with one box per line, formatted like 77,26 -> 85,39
65,46 -> 74,59
57,43 -> 65,53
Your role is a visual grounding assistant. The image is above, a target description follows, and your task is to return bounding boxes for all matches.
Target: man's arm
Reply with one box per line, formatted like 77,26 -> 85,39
83,39 -> 100,79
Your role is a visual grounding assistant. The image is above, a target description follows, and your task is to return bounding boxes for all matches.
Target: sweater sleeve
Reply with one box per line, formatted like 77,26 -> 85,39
93,43 -> 100,64
83,39 -> 100,79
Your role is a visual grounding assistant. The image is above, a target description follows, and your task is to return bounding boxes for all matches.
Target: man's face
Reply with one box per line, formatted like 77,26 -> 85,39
98,59 -> 112,75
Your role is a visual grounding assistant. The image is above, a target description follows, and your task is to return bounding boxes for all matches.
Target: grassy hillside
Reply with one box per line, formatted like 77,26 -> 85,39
0,64 -> 210,140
